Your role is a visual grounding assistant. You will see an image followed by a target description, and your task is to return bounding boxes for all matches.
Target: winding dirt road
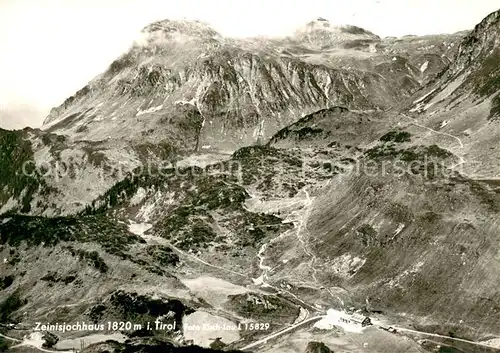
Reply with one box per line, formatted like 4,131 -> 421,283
394,327 -> 500,350
401,113 -> 465,169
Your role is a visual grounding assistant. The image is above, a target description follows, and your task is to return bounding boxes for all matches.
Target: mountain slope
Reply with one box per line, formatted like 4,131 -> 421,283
406,9 -> 500,178
256,10 -> 500,340
0,127 -> 180,216
305,156 -> 500,337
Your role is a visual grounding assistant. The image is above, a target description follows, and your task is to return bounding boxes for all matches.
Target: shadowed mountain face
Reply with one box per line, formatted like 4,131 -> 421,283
0,10 -> 499,353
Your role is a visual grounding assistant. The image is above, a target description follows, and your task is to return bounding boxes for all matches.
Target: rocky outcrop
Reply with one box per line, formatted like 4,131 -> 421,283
305,341 -> 334,353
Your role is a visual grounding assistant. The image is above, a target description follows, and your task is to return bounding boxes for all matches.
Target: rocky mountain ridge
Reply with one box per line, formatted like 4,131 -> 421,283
41,18 -> 465,151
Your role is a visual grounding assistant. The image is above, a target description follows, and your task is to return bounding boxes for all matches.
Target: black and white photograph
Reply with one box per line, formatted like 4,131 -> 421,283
0,0 -> 499,352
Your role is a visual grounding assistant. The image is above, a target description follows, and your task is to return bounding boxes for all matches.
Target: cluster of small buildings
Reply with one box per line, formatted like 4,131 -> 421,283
339,313 -> 372,327
314,309 -> 372,332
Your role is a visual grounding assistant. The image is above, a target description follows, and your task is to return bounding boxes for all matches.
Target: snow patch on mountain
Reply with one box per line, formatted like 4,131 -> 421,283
136,104 -> 163,116
420,61 -> 429,72
128,220 -> 153,236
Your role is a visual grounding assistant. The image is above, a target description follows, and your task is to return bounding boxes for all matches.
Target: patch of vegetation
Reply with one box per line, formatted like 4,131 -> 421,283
270,125 -> 323,143
100,339 -> 245,353
7,252 -> 20,266
191,179 -> 248,211
270,107 -> 349,143
283,155 -> 303,168
209,338 -> 227,350
145,246 -> 180,267
295,127 -> 324,140
107,291 -> 194,331
87,304 -> 107,323
489,93 -> 499,120
0,291 -> 26,322
0,129 -> 44,213
0,336 -> 8,352
305,341 -> 334,353
419,211 -> 442,223
83,145 -> 299,220
0,215 -> 79,246
83,166 -> 203,215
399,149 -> 420,162
152,171 -> 287,250
437,347 -> 465,353
81,152 -> 290,252
426,144 -> 453,158
40,131 -> 66,144
385,203 -> 414,223
462,177 -> 500,212
365,144 -> 395,160
85,150 -> 107,166
83,173 -> 148,214
0,276 -> 14,290
42,332 -> 59,349
63,246 -> 108,273
235,213 -> 288,247
356,224 -> 378,247
232,145 -> 280,160
168,219 -> 217,251
365,144 -> 453,165
473,49 -> 500,97
75,124 -> 89,133
380,130 -> 412,143
0,214 -> 141,256
156,180 -> 289,250
365,144 -> 403,160
232,148 -> 313,191
135,141 -> 176,161
40,272 -> 77,285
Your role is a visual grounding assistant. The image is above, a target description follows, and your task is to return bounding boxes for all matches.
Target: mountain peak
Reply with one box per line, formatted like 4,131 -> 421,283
294,19 -> 379,48
141,19 -> 221,39
301,18 -> 377,36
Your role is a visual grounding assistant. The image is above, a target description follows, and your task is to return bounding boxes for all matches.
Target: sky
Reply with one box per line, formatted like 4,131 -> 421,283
0,0 -> 498,129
